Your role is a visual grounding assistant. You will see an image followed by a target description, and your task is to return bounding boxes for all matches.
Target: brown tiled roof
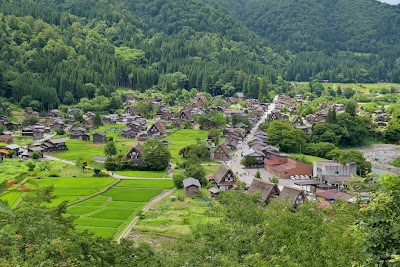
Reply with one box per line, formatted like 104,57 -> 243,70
248,178 -> 280,202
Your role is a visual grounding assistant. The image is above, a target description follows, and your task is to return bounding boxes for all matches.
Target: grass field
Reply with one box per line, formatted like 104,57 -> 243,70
53,139 -> 129,161
114,170 -> 168,178
295,82 -> 400,93
132,189 -> 215,237
203,164 -> 221,176
117,180 -> 174,188
165,129 -> 209,164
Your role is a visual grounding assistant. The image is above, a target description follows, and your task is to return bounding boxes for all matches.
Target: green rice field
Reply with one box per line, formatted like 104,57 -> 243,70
114,170 -> 168,178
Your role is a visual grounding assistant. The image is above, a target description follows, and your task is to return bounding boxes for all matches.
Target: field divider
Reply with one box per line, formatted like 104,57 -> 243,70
11,192 -> 27,209
66,179 -> 122,207
115,188 -> 176,242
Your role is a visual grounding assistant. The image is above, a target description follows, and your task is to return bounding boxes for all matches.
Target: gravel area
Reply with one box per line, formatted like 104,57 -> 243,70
354,144 -> 400,174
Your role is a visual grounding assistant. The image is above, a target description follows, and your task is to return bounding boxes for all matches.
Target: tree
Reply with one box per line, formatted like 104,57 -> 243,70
62,91 -> 74,105
344,87 -> 355,99
326,108 -> 337,124
304,142 -> 338,159
384,121 -> 400,143
136,100 -> 153,118
345,101 -> 357,116
336,113 -> 369,146
309,79 -> 324,97
338,150 -> 371,177
104,140 -> 117,157
73,112 -> 84,123
241,156 -> 257,168
93,112 -> 102,128
255,169 -> 261,178
142,139 -> 171,171
173,174 -> 186,189
22,117 -> 39,126
184,162 -> 207,186
357,174 -> 400,266
222,82 -> 236,96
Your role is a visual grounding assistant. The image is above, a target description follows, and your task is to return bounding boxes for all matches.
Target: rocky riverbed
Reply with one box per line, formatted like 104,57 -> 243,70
354,144 -> 400,174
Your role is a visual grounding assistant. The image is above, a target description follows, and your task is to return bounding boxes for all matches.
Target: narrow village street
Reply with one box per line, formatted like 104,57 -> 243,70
226,96 -> 302,190
226,97 -> 276,186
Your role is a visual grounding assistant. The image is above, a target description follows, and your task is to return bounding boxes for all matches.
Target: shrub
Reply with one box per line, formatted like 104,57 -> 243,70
173,174 -> 185,189
26,161 -> 36,171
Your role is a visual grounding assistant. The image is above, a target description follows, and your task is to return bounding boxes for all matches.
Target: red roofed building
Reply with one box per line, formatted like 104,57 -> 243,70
264,152 -> 312,179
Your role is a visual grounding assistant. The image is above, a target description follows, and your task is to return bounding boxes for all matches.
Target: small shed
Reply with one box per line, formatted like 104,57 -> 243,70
183,177 -> 201,196
93,132 -> 107,143
209,187 -> 220,198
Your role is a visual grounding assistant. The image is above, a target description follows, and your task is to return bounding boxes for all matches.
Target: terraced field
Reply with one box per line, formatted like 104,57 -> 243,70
65,179 -> 174,238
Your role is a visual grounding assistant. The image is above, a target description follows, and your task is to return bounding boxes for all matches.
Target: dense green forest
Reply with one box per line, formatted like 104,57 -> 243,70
1,0 -> 400,110
206,0 -> 400,83
0,0 -> 286,109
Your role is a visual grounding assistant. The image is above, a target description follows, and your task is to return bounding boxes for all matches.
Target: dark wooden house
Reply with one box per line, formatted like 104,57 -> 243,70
93,132 -> 107,143
126,142 -> 144,163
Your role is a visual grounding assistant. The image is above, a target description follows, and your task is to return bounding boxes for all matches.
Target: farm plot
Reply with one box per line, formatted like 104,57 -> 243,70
114,170 -> 168,178
35,177 -> 116,207
117,180 -> 174,189
67,183 -> 166,239
164,129 -> 209,164
132,189 -> 215,238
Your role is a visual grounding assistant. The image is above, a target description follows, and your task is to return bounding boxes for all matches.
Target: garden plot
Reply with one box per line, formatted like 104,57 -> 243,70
132,189 -> 215,238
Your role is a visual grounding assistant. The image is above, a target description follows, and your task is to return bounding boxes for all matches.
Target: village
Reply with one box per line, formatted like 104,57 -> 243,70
1,85 -> 389,218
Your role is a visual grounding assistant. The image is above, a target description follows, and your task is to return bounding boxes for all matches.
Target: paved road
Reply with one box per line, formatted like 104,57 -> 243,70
226,98 -> 277,186
117,188 -> 176,242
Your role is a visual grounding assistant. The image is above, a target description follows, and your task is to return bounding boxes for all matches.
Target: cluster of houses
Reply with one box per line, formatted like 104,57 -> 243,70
0,138 -> 68,160
267,93 -> 392,132
182,162 -> 309,208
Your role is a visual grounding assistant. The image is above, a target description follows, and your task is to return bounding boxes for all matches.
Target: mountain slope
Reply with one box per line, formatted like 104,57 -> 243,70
205,0 -> 400,82
0,0 -> 286,109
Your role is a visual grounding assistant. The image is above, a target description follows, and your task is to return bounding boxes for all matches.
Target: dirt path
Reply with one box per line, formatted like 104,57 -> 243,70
116,188 -> 176,242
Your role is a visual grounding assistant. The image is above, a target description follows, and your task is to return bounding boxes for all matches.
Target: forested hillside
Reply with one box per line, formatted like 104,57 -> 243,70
205,0 -> 400,83
2,0 -> 400,110
0,0 -> 285,110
